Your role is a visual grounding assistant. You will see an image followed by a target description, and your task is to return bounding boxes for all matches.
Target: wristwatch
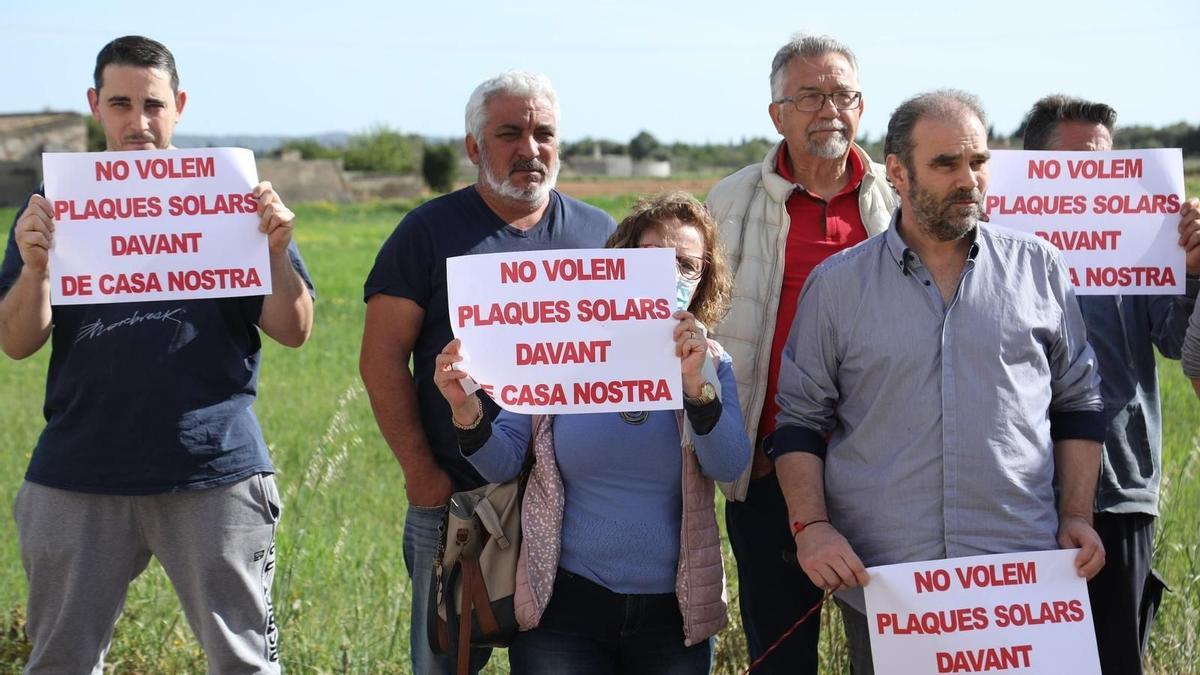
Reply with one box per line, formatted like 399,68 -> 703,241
684,381 -> 717,406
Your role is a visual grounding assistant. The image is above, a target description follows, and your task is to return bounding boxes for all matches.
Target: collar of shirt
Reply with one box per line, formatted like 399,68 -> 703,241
775,142 -> 865,200
883,208 -> 982,275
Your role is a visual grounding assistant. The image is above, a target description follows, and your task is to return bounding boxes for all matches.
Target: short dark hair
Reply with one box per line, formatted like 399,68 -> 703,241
1021,95 -> 1116,150
93,35 -> 179,93
884,89 -> 987,172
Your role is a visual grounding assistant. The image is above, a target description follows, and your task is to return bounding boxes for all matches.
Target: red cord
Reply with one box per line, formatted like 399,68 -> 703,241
741,590 -> 833,675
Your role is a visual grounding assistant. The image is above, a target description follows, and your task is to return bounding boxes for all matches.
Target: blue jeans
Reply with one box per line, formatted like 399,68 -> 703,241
509,569 -> 711,675
402,503 -> 492,675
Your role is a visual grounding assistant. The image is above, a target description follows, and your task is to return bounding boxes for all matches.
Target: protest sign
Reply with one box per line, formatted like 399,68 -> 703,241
864,549 -> 1099,674
984,148 -> 1185,295
43,148 -> 270,305
446,248 -> 680,414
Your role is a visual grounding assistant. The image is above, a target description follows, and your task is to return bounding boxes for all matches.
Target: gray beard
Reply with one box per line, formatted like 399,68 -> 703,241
806,132 -> 850,159
479,150 -> 559,206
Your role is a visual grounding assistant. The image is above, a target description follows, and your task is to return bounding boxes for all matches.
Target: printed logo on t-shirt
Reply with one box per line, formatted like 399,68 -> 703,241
75,306 -> 189,343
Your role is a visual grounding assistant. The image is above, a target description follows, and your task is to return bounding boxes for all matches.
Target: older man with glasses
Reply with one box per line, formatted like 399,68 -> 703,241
705,33 -> 897,674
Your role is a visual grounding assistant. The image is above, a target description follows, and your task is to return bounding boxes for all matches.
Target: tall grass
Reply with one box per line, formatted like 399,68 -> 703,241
1,181 -> 1199,673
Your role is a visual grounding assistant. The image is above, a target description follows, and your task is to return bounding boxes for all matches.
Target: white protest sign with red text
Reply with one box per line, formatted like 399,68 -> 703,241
864,549 -> 1100,675
446,248 -> 680,414
44,148 -> 270,305
984,148 -> 1185,295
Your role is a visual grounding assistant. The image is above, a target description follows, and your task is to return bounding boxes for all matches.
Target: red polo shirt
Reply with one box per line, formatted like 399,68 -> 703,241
757,144 -> 869,443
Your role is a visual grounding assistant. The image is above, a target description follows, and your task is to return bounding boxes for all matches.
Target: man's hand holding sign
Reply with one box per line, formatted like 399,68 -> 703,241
255,180 -> 313,347
3,194 -> 55,358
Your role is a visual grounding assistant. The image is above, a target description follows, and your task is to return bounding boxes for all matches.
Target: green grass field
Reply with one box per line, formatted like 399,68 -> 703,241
1,183 -> 1199,673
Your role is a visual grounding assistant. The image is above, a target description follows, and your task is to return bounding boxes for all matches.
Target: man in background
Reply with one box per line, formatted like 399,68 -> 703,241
706,33 -> 897,673
1022,94 -> 1200,675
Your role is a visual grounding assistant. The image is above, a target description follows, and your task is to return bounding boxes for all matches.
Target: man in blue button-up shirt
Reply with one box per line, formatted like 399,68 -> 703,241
1022,95 -> 1200,675
770,89 -> 1108,674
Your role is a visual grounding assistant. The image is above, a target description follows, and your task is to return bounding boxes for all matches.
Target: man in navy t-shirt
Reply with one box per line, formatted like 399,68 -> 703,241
0,36 -> 314,674
360,71 -> 614,675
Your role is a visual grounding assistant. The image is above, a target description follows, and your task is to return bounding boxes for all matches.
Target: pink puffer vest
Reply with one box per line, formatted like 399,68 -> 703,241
512,345 -> 729,646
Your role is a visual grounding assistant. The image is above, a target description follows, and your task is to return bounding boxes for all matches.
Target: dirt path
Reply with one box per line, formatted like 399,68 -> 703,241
553,177 -> 720,198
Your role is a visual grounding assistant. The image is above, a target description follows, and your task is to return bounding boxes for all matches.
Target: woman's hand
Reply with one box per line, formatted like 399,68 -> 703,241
433,339 -> 481,426
673,311 -> 708,397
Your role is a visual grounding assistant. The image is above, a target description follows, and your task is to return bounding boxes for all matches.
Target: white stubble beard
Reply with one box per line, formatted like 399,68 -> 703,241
479,145 -> 560,206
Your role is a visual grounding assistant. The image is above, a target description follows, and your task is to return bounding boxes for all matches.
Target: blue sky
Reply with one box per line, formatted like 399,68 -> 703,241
3,0 -> 1197,145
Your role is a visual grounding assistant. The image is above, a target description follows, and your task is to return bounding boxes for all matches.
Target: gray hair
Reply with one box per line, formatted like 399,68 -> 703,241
1021,95 -> 1117,151
884,89 -> 988,170
464,71 -> 560,141
769,33 -> 859,100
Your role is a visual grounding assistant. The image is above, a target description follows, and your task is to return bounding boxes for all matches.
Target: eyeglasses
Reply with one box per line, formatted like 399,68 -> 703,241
775,90 -> 862,112
639,245 -> 707,280
675,254 -> 706,280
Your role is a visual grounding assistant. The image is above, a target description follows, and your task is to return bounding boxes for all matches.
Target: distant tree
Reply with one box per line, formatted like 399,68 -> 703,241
629,130 -> 661,161
562,137 -> 595,157
279,138 -> 341,160
1183,124 -> 1200,156
422,144 -> 458,193
85,117 -> 107,151
1115,126 -> 1166,149
343,126 -> 421,173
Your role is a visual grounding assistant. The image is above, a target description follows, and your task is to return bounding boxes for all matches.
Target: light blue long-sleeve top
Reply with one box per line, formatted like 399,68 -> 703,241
462,351 -> 750,595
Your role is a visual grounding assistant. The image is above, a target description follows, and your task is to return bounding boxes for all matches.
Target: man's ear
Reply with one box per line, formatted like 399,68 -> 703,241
768,102 -> 785,136
885,154 -> 907,194
87,88 -> 101,119
174,89 -> 188,118
465,134 -> 481,166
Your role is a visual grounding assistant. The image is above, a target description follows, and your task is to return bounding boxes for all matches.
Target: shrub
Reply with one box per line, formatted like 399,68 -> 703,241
343,126 -> 420,174
421,144 -> 458,193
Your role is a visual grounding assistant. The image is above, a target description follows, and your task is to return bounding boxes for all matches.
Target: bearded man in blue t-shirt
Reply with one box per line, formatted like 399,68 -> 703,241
360,71 -> 615,675
0,36 -> 314,674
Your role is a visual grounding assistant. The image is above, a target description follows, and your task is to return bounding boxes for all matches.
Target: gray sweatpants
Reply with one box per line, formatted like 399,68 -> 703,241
13,474 -> 282,675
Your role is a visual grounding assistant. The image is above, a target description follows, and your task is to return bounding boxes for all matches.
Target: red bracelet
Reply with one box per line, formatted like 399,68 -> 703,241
792,518 -> 830,537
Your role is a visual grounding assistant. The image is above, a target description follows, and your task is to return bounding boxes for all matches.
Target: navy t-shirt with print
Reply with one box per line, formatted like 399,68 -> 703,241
364,186 -> 615,491
0,192 -> 315,495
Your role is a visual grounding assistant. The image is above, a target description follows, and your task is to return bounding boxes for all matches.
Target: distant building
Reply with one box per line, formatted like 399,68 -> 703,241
0,112 -> 87,205
566,144 -> 671,178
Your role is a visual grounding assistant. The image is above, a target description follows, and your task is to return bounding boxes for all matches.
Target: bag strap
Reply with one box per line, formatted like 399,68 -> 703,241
456,563 -> 473,675
473,498 -> 510,550
462,558 -> 501,635
442,558 -> 503,675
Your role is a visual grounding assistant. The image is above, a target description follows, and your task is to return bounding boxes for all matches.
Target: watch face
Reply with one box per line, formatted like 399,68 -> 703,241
688,381 -> 716,405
